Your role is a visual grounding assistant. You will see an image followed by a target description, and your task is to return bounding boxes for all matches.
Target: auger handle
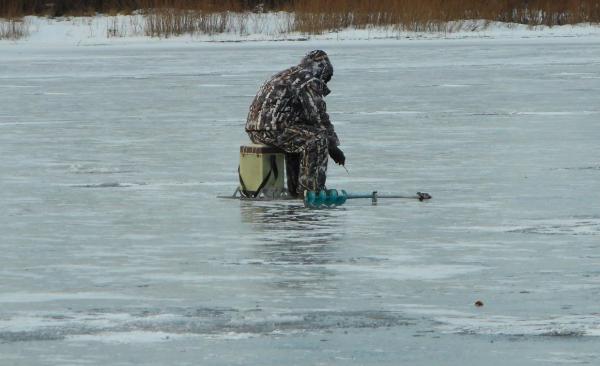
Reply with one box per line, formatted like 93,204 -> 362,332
345,191 -> 432,201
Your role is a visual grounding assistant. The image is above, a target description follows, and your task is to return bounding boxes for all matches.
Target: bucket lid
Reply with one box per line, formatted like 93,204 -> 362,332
240,144 -> 283,154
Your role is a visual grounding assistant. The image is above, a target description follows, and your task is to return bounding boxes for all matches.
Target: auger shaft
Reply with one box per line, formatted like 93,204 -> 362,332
304,190 -> 431,207
346,191 -> 432,202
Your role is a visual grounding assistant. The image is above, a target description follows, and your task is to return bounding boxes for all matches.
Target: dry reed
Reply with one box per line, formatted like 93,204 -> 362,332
144,9 -> 233,37
2,0 -> 600,39
290,0 -> 600,33
0,18 -> 29,39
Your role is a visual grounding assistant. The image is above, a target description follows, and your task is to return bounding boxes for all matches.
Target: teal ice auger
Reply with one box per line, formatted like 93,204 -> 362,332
303,189 -> 431,208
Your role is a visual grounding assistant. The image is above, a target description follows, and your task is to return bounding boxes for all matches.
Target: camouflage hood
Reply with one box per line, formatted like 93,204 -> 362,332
299,50 -> 334,89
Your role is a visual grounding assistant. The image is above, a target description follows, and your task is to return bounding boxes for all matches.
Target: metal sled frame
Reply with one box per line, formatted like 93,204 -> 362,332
217,187 -> 301,202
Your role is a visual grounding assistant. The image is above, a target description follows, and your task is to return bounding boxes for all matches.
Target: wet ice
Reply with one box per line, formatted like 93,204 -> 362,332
1,38 -> 600,365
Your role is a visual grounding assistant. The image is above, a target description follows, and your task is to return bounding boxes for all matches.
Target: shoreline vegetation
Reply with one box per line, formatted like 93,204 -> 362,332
2,0 -> 600,40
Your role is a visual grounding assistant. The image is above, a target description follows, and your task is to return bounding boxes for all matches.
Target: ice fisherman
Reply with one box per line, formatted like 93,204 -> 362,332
245,50 -> 345,198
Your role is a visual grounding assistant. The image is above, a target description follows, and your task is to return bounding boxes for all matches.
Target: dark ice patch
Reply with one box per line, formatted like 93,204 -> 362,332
72,182 -> 146,188
70,167 -> 136,175
540,329 -> 586,337
561,166 -> 600,171
0,330 -> 66,343
507,216 -> 600,236
0,308 -> 413,344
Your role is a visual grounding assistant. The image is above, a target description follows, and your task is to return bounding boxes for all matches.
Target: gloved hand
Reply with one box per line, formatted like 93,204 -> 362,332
328,146 -> 346,166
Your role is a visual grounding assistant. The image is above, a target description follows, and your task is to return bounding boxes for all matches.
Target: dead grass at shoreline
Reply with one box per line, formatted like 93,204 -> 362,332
290,0 -> 600,33
3,0 -> 600,27
144,9 -> 234,37
0,18 -> 29,39
140,0 -> 600,38
2,0 -> 600,39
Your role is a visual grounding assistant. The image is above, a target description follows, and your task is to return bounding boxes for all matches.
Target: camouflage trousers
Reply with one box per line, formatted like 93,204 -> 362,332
247,125 -> 329,197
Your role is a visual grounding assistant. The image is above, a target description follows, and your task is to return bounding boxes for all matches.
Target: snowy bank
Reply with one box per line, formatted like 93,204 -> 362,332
1,13 -> 600,47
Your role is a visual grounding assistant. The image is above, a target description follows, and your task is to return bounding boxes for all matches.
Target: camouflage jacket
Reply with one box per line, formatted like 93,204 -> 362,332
245,50 -> 340,146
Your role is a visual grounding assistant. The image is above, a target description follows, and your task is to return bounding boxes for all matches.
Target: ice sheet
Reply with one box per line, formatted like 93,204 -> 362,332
1,33 -> 600,365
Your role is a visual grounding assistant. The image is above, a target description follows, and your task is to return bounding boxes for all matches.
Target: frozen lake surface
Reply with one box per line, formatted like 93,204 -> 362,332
1,38 -> 600,365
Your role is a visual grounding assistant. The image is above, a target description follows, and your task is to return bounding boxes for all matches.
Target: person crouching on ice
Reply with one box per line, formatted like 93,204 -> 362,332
245,50 -> 345,198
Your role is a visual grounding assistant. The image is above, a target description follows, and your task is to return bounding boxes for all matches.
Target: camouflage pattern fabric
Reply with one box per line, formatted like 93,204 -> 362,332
245,50 -> 339,196
248,126 -> 328,196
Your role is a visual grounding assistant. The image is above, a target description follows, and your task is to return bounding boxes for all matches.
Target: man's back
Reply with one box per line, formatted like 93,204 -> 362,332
246,65 -> 308,132
245,50 -> 336,146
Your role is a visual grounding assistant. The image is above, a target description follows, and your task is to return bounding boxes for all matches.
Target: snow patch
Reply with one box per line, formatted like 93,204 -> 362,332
436,314 -> 600,337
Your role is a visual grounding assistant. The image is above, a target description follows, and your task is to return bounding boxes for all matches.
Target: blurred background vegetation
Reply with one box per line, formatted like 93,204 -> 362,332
2,0 -> 599,39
